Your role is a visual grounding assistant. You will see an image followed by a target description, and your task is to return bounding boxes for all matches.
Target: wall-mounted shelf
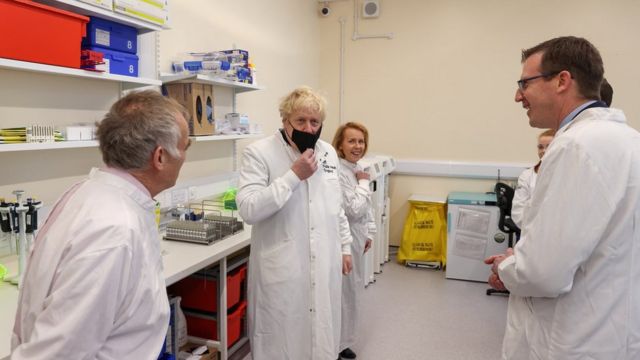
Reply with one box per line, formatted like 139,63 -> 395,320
189,133 -> 263,143
0,141 -> 99,153
32,0 -> 165,33
0,58 -> 161,89
160,73 -> 264,93
0,134 -> 263,153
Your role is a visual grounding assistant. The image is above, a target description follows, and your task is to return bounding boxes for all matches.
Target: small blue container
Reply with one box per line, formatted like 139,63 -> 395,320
83,46 -> 139,77
83,16 -> 138,54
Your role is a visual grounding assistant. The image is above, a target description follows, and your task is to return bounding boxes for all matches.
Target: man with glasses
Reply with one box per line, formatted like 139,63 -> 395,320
485,36 -> 640,359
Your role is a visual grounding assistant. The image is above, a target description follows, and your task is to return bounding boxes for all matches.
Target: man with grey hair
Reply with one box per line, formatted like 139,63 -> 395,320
11,90 -> 191,360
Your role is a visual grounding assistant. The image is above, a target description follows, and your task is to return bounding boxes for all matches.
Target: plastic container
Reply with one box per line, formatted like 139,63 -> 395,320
169,264 -> 246,312
83,46 -> 139,77
83,16 -> 138,54
0,0 -> 89,68
184,301 -> 247,347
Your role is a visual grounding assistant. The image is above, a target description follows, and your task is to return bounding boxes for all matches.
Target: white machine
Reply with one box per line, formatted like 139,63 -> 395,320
359,154 -> 395,287
446,192 -> 508,282
376,155 -> 395,265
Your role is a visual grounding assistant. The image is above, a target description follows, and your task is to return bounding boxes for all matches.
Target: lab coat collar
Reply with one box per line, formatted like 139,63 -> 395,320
558,100 -> 598,130
90,168 -> 156,211
339,157 -> 357,169
558,106 -> 627,136
339,158 -> 365,173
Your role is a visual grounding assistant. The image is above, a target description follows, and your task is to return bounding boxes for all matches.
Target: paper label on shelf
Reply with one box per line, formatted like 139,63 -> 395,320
95,29 -> 111,47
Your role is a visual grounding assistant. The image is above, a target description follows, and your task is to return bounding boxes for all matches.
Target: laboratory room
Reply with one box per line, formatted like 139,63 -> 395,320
1,0 -> 640,359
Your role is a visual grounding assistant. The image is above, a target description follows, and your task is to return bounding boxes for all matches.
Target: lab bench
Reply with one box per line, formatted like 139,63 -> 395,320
0,226 -> 252,360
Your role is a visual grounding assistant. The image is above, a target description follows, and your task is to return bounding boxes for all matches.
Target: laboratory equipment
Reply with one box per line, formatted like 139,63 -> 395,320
164,200 -> 243,245
377,155 -> 395,264
358,155 -> 396,287
358,154 -> 394,288
0,190 -> 40,285
446,192 -> 508,282
164,221 -> 220,245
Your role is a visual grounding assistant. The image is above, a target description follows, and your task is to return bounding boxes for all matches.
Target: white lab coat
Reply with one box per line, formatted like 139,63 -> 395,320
237,132 -> 353,360
12,168 -> 169,360
498,107 -> 640,359
511,167 -> 537,228
338,159 -> 377,352
503,167 -> 537,359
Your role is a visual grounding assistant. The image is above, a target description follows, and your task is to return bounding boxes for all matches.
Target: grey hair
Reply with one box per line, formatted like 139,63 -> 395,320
96,90 -> 189,170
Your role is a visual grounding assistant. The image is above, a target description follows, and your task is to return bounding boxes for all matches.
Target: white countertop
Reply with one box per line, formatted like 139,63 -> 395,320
162,226 -> 251,286
0,227 -> 252,359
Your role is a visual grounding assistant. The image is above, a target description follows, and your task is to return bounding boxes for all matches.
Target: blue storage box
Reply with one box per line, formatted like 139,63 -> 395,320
83,16 -> 137,54
84,46 -> 139,77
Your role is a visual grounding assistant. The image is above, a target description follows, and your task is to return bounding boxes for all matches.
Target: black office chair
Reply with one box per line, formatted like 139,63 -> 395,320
486,182 -> 521,296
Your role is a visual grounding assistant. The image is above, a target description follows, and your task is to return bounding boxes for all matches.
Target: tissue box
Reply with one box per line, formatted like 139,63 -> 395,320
65,124 -> 95,141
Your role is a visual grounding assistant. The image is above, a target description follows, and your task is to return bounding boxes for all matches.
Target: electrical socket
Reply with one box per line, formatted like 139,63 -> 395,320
171,188 -> 188,206
188,186 -> 198,201
156,191 -> 171,209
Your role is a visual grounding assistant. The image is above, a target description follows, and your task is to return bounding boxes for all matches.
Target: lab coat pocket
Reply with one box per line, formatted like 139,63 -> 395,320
324,178 -> 342,216
260,239 -> 299,285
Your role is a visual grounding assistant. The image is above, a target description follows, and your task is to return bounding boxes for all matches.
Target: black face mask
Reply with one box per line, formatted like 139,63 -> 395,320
289,124 -> 322,153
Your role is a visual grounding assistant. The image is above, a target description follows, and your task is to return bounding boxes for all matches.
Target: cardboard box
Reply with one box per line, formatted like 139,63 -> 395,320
77,0 -> 113,11
114,0 -> 169,26
164,83 -> 215,136
178,342 -> 218,360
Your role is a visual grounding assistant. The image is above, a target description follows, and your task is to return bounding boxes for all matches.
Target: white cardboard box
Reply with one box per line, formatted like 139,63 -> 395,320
78,0 -> 114,11
114,0 -> 169,26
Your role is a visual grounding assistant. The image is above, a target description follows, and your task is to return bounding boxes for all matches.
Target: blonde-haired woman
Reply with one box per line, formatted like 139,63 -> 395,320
332,122 -> 376,359
511,129 -> 555,228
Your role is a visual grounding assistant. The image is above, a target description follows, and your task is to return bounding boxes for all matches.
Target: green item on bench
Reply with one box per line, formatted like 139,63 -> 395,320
223,187 -> 238,211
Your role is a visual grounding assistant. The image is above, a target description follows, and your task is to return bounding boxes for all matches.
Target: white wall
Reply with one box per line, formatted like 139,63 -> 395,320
317,0 -> 640,245
0,1 -> 321,206
1,1 -> 638,247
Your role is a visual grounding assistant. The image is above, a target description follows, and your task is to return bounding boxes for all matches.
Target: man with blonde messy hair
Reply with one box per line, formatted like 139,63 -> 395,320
238,86 -> 353,360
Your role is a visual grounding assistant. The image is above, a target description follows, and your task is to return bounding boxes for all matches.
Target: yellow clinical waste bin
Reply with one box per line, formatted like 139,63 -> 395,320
397,195 -> 447,268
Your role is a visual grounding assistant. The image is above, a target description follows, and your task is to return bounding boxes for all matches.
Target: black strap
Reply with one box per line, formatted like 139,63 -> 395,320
279,128 -> 291,146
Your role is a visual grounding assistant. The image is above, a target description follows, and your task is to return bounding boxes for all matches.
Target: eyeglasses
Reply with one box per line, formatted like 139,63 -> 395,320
517,71 -> 560,91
